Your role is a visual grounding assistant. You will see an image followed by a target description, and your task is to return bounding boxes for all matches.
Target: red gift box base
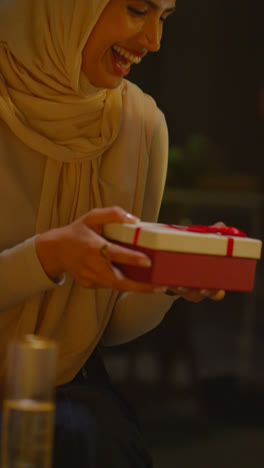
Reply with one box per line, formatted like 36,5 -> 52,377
117,243 -> 257,292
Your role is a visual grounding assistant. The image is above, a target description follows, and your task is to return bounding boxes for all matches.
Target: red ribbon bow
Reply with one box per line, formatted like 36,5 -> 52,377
167,224 -> 247,238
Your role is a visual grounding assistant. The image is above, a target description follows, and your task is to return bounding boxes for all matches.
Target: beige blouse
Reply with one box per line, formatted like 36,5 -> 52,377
0,79 -> 175,388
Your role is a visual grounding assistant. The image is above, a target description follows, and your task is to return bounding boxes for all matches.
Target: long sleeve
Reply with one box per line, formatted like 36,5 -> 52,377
0,121 -> 64,311
102,110 -> 178,346
0,236 -> 60,311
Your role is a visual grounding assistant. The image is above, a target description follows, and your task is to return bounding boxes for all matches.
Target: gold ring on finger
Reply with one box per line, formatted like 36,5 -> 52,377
100,242 -> 111,260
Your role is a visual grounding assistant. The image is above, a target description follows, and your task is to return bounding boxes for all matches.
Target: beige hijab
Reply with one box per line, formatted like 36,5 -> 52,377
0,0 -> 158,387
0,0 -> 122,161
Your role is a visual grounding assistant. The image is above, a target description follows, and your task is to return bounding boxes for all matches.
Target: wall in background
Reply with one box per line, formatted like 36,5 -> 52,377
129,0 -> 264,176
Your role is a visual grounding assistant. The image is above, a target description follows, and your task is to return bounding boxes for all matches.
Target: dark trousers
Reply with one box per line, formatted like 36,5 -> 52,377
54,350 -> 153,467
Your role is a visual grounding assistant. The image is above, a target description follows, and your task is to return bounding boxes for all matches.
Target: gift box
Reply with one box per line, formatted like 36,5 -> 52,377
103,222 -> 262,292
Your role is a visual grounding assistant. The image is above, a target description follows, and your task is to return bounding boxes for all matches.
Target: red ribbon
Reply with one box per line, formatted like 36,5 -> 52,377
166,224 -> 247,257
166,224 -> 247,237
132,224 -> 247,257
133,227 -> 141,246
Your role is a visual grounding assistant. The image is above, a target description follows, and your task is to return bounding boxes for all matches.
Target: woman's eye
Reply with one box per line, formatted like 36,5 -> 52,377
127,7 -> 147,16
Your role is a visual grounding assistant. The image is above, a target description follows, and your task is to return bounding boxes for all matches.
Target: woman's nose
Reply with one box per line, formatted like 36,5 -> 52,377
140,19 -> 162,52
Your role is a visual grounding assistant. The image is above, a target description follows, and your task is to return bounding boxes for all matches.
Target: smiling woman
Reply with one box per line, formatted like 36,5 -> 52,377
0,0 -> 221,466
82,0 -> 176,88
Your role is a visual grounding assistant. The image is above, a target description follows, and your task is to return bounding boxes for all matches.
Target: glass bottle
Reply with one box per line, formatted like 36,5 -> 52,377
0,334 -> 57,468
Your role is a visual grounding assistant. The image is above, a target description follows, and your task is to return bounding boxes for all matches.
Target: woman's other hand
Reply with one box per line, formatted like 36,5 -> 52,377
35,207 -> 165,293
167,287 -> 226,303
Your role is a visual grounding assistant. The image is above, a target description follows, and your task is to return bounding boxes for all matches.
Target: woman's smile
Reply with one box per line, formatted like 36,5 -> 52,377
110,45 -> 146,77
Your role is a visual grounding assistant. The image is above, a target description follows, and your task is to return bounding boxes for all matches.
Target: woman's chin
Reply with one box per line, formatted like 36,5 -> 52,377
81,68 -> 123,90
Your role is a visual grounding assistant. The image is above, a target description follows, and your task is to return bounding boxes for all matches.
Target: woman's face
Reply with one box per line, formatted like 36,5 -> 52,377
82,0 -> 175,89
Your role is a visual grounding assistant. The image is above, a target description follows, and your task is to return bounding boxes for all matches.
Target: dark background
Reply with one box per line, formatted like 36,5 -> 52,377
104,1 -> 264,466
129,0 -> 264,175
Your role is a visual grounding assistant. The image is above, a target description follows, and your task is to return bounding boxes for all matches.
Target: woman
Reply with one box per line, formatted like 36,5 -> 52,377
0,0 -> 224,466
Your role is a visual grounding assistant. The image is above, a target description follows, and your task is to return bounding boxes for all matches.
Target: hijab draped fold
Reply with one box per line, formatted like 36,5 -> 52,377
0,0 -> 159,386
0,0 -> 121,161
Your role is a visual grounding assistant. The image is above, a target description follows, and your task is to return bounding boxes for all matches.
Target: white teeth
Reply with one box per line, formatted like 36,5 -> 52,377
115,59 -> 130,70
112,45 -> 142,65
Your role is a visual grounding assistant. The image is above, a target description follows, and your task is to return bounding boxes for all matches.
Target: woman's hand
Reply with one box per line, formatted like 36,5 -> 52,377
35,207 -> 165,293
166,287 -> 226,303
36,211 -> 227,300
